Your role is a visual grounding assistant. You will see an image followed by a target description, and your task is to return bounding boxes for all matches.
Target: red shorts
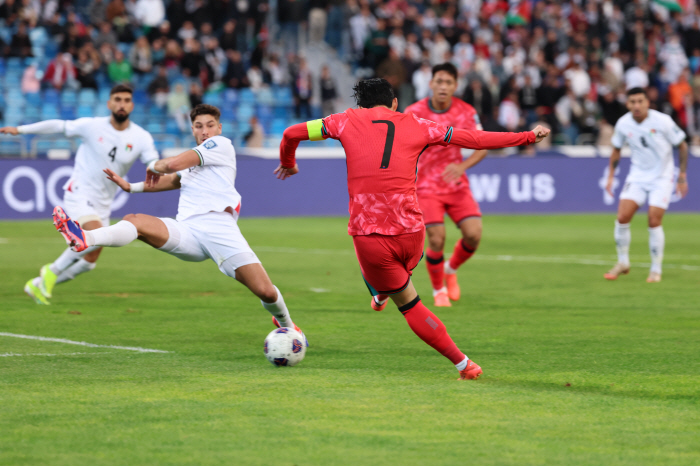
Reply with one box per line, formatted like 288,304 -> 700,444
353,230 -> 425,295
417,187 -> 481,227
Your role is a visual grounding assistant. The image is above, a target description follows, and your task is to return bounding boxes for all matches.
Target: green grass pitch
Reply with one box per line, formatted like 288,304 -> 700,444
1,214 -> 699,465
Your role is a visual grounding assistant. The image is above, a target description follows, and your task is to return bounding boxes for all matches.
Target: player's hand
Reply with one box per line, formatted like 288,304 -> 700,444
274,163 -> 299,180
605,175 -> 615,197
531,125 -> 551,143
676,173 -> 688,198
442,163 -> 464,183
0,127 -> 19,135
104,168 -> 131,192
146,168 -> 161,188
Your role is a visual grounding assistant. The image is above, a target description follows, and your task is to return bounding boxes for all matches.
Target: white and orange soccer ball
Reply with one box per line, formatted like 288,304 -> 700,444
264,327 -> 306,367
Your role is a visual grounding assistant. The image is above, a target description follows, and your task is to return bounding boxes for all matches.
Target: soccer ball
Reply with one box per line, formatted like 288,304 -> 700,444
264,327 -> 306,367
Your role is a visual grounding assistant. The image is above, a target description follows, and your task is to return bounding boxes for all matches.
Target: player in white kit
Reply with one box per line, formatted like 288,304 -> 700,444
604,88 -> 689,283
0,85 -> 159,304
50,104 -> 305,339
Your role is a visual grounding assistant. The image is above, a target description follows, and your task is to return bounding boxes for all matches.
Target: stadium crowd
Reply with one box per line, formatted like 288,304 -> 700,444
0,0 -> 699,146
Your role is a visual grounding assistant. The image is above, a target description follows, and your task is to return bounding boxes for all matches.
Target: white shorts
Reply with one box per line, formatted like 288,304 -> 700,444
620,178 -> 674,210
158,211 -> 261,276
63,190 -> 110,227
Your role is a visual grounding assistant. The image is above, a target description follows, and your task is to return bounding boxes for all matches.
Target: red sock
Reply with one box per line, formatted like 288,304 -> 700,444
425,249 -> 445,291
448,239 -> 476,271
399,297 -> 465,365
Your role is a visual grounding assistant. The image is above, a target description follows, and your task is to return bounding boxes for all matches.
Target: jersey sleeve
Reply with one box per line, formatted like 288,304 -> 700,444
662,115 -> 686,146
139,132 -> 159,164
320,112 -> 349,139
611,121 -> 626,149
413,115 -> 453,147
192,136 -> 234,167
64,118 -> 94,138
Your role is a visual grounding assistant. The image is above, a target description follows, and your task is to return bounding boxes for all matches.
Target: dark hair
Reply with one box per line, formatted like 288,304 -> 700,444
190,104 -> 221,122
432,62 -> 458,80
352,78 -> 395,108
110,84 -> 133,95
626,87 -> 647,97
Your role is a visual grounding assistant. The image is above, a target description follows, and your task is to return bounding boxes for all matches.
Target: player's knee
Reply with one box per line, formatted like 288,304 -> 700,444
648,217 -> 663,228
83,247 -> 102,262
258,285 -> 278,304
122,213 -> 139,223
463,229 -> 481,246
616,213 -> 632,224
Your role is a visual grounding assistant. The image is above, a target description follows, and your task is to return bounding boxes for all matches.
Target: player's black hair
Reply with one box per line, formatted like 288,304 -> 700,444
432,63 -> 458,80
626,87 -> 647,97
110,84 -> 133,95
352,78 -> 395,108
190,104 -> 221,122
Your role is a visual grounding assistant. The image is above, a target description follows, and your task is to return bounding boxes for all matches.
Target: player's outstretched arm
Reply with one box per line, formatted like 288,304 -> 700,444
104,168 -> 180,193
606,147 -> 622,197
447,125 -> 550,150
145,150 -> 201,187
677,141 -> 688,198
0,120 -> 66,136
275,122 -> 313,179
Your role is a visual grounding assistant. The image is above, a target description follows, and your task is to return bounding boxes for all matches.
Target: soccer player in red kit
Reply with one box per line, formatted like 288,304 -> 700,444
405,63 -> 489,307
275,78 -> 550,380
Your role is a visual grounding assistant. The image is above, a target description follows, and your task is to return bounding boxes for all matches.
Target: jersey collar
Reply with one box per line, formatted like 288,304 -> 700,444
428,97 -> 452,114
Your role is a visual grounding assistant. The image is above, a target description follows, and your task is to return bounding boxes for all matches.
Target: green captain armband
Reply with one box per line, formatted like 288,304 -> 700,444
307,119 -> 325,141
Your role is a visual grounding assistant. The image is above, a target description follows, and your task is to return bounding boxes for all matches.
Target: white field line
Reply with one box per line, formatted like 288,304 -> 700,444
253,246 -> 700,271
0,333 -> 170,353
0,352 -> 113,357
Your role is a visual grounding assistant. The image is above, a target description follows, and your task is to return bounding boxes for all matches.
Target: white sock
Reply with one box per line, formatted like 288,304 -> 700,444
455,356 -> 469,371
373,295 -> 388,305
261,285 -> 293,327
614,220 -> 631,266
85,221 -> 138,247
444,262 -> 456,275
648,226 -> 665,274
50,247 -> 93,274
56,258 -> 97,284
432,286 -> 448,297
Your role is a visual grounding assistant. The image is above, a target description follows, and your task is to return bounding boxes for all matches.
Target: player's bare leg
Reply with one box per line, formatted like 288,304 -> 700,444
444,217 -> 482,301
390,280 -> 481,380
605,200 -> 638,280
27,219 -> 105,304
425,224 -> 451,307
646,206 -> 665,282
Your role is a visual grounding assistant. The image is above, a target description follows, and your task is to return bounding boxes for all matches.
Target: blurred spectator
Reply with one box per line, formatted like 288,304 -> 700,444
108,49 -> 133,83
668,69 -> 693,125
129,36 -> 153,74
308,0 -> 328,44
44,53 -> 77,90
180,38 -> 203,79
247,65 -> 265,91
134,0 -> 165,28
265,54 -> 288,86
166,0 -> 187,33
320,65 -> 337,116
178,21 -> 197,42
244,116 -> 265,147
203,38 -> 226,84
376,49 -> 406,97
163,39 -> 182,68
89,0 -> 108,26
106,0 -> 127,23
188,81 -> 203,107
76,45 -> 101,89
21,63 -> 41,93
147,65 -> 169,107
94,22 -> 118,49
219,20 -> 238,52
498,91 -> 520,132
412,61 -> 432,101
293,58 -> 313,119
463,79 -> 493,122
224,50 -> 248,88
167,83 -> 191,132
9,21 -> 32,57
624,61 -> 650,90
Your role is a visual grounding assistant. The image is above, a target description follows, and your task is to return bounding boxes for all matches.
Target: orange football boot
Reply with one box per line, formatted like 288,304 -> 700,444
445,273 -> 460,301
458,360 -> 482,380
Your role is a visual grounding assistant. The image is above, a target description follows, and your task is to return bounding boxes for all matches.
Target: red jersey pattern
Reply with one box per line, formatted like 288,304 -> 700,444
322,107 -> 454,236
405,97 -> 482,196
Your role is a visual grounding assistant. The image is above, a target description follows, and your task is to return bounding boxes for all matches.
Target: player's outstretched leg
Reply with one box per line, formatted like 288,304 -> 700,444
370,294 -> 389,311
605,221 -> 632,280
391,281 -> 481,380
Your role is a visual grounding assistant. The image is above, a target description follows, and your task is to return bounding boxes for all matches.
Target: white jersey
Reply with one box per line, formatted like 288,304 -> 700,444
176,135 -> 242,222
611,109 -> 686,183
63,117 -> 159,207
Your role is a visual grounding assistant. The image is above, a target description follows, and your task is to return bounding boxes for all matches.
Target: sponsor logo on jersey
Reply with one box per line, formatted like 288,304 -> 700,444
125,144 -> 133,151
204,139 -> 217,149
649,129 -> 656,135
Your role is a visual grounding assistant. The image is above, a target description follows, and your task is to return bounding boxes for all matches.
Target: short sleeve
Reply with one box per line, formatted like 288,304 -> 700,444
64,118 -> 94,138
139,132 -> 159,164
321,112 -> 350,139
193,136 -> 234,167
413,114 -> 453,146
663,116 -> 686,146
610,121 -> 626,149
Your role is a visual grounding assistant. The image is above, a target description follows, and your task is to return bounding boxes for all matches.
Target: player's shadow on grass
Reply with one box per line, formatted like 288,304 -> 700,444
482,377 -> 698,402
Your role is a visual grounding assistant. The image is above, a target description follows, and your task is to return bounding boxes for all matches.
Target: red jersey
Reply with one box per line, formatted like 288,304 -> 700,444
405,97 -> 482,195
279,107 -> 536,237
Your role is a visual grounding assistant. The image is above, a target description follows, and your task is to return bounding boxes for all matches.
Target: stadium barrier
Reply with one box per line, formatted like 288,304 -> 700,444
1,150 -> 698,220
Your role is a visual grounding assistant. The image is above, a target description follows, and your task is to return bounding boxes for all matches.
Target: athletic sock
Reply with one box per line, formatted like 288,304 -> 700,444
425,249 -> 445,291
56,258 -> 96,284
50,247 -> 91,274
432,286 -> 448,297
448,239 -> 476,271
374,294 -> 389,305
261,285 -> 293,327
648,226 -> 665,274
398,296 -> 466,365
614,220 -> 631,266
85,220 -> 138,247
455,356 -> 469,371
